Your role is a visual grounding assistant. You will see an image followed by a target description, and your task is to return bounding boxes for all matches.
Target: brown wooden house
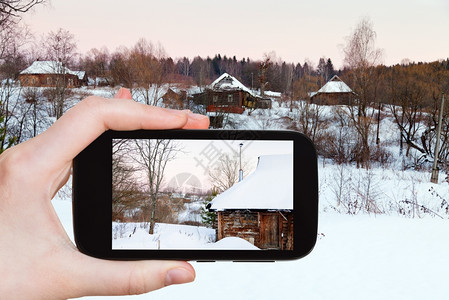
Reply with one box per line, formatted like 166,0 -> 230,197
192,73 -> 271,114
207,154 -> 294,250
19,61 -> 87,88
161,87 -> 187,109
309,75 -> 355,105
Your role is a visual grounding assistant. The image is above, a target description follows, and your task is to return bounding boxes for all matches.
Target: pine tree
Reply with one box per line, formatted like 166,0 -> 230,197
201,188 -> 218,228
326,58 -> 336,80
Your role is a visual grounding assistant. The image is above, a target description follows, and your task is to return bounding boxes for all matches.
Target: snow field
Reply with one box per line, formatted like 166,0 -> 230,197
52,154 -> 449,300
112,222 -> 216,250
112,222 -> 259,250
52,199 -> 449,300
6,84 -> 448,299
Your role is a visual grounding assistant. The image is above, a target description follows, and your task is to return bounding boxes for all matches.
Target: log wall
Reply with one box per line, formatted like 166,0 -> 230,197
217,210 -> 294,250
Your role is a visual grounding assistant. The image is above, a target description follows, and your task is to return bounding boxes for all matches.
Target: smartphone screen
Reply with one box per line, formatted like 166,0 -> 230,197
112,139 -> 294,251
73,129 -> 317,261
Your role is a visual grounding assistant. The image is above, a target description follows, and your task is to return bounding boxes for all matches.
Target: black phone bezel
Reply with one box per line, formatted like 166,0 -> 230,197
72,129 -> 318,261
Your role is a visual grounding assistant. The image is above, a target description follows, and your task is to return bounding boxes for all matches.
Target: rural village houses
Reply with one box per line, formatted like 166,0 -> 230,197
19,60 -> 88,88
192,73 -> 272,114
309,75 -> 355,105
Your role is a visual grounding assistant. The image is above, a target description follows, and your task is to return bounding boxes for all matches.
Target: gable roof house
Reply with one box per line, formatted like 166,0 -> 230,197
309,75 -> 355,105
192,73 -> 272,115
161,87 -> 188,109
19,61 -> 87,88
207,154 -> 294,250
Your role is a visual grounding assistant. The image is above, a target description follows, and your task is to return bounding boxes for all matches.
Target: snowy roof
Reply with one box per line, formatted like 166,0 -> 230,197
20,61 -> 83,78
208,154 -> 293,211
313,75 -> 353,96
209,73 -> 257,97
158,84 -> 200,98
73,71 -> 86,80
264,90 -> 282,98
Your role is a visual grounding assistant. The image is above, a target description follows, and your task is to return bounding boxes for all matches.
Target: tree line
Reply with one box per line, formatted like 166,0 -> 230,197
1,6 -> 449,174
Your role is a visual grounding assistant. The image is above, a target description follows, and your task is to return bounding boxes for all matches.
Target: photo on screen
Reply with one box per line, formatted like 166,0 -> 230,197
112,138 -> 294,250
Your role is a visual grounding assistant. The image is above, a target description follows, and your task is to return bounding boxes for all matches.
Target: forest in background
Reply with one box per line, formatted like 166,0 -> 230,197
1,1 -> 449,174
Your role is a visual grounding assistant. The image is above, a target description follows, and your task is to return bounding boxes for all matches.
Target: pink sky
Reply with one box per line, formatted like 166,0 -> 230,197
24,0 -> 449,68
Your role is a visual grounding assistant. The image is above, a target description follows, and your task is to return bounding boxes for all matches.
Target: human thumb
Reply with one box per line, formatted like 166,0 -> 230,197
67,256 -> 195,298
114,87 -> 133,100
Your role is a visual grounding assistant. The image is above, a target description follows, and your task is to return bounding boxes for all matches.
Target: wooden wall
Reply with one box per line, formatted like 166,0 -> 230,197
310,93 -> 354,105
218,211 -> 260,246
19,74 -> 81,88
217,210 -> 294,250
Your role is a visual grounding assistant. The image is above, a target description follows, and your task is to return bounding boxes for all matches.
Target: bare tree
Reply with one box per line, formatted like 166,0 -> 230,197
0,81 -> 18,152
208,153 -> 249,192
80,47 -> 110,88
330,163 -> 351,208
0,22 -> 34,146
281,61 -> 294,95
129,38 -> 166,106
343,17 -> 383,168
0,23 -> 32,79
291,74 -> 326,144
259,53 -> 273,98
291,63 -> 319,110
41,28 -> 77,119
112,139 -> 146,221
109,47 -> 134,89
0,0 -> 45,27
43,28 -> 77,66
0,0 -> 45,153
296,100 -> 325,144
387,65 -> 428,156
190,56 -> 211,91
22,87 -> 50,138
131,139 -> 180,234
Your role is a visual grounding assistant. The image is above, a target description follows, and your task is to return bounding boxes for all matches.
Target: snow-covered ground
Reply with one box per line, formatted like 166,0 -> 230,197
53,191 -> 449,300
4,83 -> 449,299
53,148 -> 449,300
112,221 -> 259,250
112,222 -> 216,250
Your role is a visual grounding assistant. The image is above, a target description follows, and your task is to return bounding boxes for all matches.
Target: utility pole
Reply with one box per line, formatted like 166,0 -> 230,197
251,73 -> 254,92
238,143 -> 243,182
431,93 -> 445,184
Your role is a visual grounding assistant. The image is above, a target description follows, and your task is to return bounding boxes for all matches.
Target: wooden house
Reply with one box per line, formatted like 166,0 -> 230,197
309,75 -> 355,105
192,73 -> 271,114
19,61 -> 86,88
161,87 -> 187,109
207,154 -> 294,250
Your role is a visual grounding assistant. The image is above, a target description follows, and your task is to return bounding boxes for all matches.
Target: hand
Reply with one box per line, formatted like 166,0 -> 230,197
0,88 -> 209,299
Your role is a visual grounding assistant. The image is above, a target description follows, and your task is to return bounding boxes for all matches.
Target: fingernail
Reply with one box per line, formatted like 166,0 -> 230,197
167,108 -> 188,115
165,268 -> 195,286
188,112 -> 209,120
114,88 -> 125,98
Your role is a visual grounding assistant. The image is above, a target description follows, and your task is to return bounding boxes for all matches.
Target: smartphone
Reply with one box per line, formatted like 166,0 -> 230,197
72,129 -> 318,261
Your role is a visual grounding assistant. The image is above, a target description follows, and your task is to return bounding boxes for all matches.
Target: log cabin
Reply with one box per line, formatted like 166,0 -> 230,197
207,154 -> 294,250
161,87 -> 187,109
19,61 -> 87,88
192,73 -> 272,114
309,75 -> 355,105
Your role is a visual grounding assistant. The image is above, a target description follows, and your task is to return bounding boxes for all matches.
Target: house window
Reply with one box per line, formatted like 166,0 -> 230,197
47,77 -> 52,85
213,95 -> 218,103
68,78 -> 74,87
227,94 -> 233,103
